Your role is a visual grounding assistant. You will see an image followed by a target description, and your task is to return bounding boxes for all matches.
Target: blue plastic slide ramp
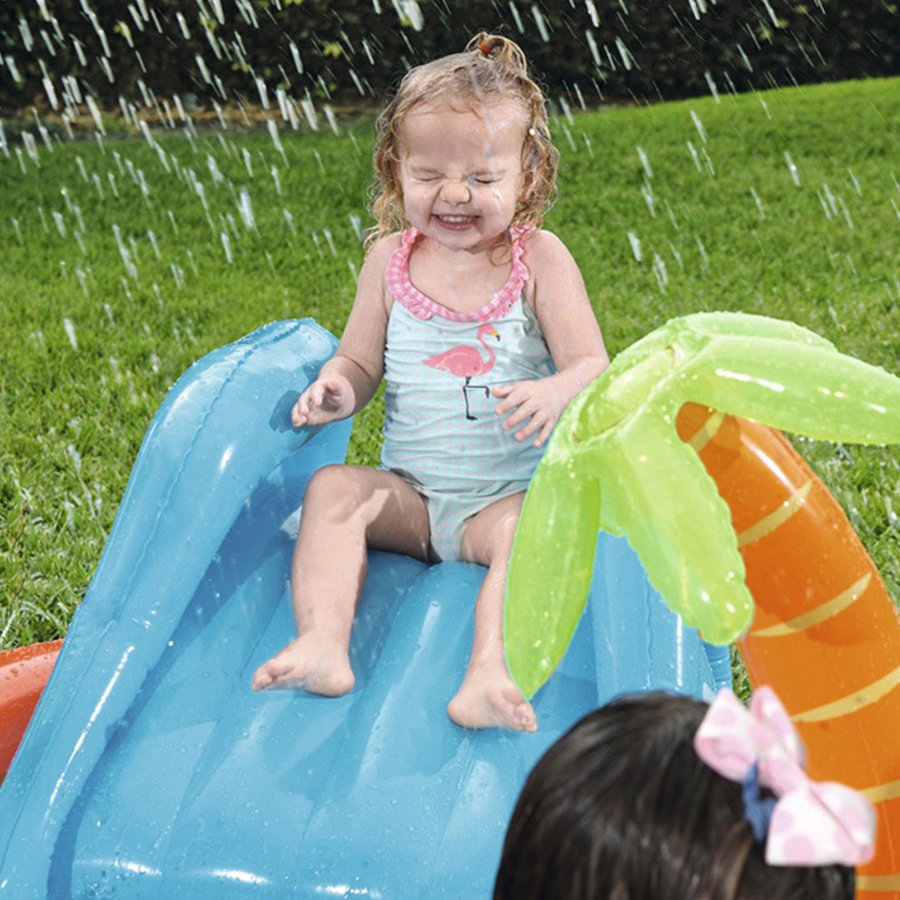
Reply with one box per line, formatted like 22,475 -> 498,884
0,320 -> 729,899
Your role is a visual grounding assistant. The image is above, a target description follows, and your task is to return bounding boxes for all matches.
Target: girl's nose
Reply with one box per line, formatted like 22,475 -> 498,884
440,177 -> 471,204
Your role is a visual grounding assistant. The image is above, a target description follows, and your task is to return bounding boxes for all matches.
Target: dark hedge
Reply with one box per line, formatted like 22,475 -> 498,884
1,0 -> 898,117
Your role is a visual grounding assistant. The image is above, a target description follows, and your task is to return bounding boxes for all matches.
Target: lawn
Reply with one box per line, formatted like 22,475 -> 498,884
1,75 -> 899,649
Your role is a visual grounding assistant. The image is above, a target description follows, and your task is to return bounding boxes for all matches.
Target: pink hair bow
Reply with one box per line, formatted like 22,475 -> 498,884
694,686 -> 876,867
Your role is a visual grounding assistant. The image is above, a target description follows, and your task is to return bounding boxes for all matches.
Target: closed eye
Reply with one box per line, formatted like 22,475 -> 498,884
470,175 -> 499,185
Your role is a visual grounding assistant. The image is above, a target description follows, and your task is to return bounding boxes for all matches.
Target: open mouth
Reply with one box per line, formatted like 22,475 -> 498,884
434,214 -> 477,227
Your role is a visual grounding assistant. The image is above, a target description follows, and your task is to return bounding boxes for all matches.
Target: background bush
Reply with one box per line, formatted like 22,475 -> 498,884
1,0 -> 899,120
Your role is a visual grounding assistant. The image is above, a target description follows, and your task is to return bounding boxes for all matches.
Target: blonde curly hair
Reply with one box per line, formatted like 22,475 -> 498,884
368,33 -> 559,247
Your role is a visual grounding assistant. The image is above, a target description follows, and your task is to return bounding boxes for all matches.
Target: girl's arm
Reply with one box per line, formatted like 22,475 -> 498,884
493,230 -> 609,446
292,238 -> 397,428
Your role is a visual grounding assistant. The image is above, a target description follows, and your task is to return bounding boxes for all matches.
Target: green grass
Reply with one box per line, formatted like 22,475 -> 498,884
2,76 -> 899,649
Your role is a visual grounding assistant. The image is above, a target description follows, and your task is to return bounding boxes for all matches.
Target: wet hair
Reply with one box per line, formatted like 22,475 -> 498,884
493,693 -> 855,900
369,32 -> 559,245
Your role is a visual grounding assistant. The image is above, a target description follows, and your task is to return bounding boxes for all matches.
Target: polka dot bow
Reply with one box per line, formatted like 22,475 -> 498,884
694,686 -> 876,867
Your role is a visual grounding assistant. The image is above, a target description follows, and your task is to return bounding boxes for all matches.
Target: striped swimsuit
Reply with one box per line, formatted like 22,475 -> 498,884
381,226 -> 555,562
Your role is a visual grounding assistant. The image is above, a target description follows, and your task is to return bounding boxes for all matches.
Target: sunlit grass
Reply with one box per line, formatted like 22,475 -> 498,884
1,76 -> 899,650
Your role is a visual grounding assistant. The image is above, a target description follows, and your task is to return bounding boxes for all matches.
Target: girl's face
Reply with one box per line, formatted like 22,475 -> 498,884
396,99 -> 530,254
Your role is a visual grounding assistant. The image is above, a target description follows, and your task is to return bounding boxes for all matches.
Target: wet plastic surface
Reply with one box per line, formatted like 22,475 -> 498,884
0,640 -> 63,780
0,320 -> 729,899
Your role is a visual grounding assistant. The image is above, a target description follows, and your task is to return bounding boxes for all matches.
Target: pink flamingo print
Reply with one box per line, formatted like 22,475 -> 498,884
423,323 -> 500,420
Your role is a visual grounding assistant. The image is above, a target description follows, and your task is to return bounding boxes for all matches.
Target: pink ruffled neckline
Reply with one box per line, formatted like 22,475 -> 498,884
385,225 -> 532,323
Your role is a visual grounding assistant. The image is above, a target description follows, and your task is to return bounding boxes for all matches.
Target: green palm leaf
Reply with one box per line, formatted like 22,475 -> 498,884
594,412 -> 752,645
504,457 -> 600,701
681,336 -> 900,444
505,312 -> 900,699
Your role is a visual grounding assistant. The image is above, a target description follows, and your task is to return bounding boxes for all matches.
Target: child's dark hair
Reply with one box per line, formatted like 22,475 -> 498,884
493,692 -> 855,900
369,32 -> 559,245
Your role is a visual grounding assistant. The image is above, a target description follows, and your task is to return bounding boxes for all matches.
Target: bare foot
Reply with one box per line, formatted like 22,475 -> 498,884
447,664 -> 537,733
251,635 -> 355,695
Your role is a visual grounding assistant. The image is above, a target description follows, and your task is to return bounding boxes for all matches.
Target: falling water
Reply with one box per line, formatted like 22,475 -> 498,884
62,317 -> 78,350
2,0 -> 898,658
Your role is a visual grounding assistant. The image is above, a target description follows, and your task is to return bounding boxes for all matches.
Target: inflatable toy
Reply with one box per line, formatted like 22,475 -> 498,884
0,319 -> 728,899
506,312 -> 900,898
678,403 -> 900,895
0,640 -> 62,782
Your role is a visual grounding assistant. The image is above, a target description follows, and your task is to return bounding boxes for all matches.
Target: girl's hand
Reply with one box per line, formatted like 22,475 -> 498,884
493,377 -> 565,448
292,375 -> 354,428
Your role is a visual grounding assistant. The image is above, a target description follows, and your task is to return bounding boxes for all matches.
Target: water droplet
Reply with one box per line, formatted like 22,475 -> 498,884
636,145 -> 652,179
66,443 -> 82,471
627,231 -> 642,262
750,187 -> 765,219
785,151 -> 801,186
531,3 -> 550,41
63,317 -> 78,350
238,188 -> 255,230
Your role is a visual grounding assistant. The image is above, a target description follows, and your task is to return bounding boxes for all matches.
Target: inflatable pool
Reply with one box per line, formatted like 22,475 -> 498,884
0,640 -> 62,781
0,319 -> 729,899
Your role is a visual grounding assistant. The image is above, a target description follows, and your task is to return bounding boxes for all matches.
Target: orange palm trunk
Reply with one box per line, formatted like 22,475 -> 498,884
677,402 -> 900,898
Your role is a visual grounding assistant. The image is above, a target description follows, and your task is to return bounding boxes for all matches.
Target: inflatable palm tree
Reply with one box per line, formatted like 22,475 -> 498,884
505,312 -> 900,899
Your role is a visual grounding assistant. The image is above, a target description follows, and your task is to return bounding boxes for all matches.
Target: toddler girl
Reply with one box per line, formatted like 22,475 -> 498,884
494,689 -> 875,899
252,33 -> 608,732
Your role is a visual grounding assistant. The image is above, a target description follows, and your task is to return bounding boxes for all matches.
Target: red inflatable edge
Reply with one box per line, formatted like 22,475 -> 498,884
0,639 -> 63,782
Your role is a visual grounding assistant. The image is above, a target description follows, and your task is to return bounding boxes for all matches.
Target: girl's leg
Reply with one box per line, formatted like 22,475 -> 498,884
251,464 -> 430,693
447,492 -> 537,733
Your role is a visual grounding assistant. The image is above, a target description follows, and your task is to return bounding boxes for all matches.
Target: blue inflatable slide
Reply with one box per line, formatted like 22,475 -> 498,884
0,320 -> 730,899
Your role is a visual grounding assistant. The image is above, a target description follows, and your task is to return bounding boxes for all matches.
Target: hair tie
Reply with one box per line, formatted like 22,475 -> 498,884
741,762 -> 776,842
694,687 -> 876,867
